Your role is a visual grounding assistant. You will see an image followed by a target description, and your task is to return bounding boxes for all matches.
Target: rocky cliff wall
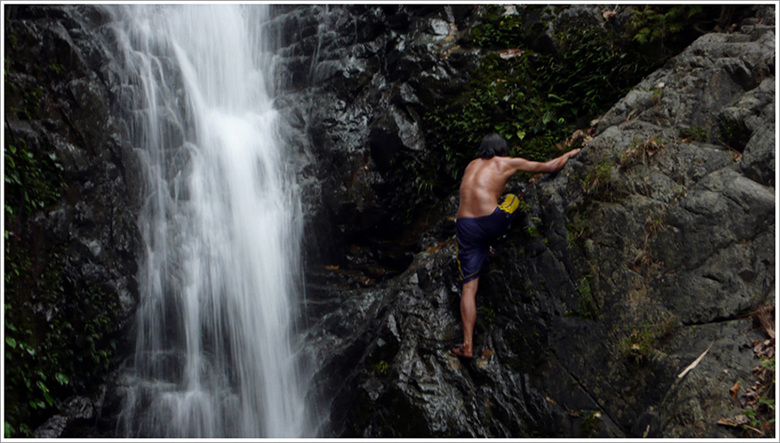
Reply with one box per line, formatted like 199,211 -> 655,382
270,4 -> 485,275
4,5 -> 141,437
270,4 -> 776,438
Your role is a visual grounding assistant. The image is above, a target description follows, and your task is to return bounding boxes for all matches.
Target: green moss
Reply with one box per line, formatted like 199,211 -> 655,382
565,275 -> 599,319
524,225 -> 540,238
4,8 -> 18,51
517,199 -> 531,214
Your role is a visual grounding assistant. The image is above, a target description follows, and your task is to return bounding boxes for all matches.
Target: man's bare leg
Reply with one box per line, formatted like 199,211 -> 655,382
453,277 -> 479,358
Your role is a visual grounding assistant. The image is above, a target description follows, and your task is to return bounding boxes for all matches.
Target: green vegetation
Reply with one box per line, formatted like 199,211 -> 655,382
718,116 -> 749,153
626,5 -> 706,60
4,28 -> 118,436
619,314 -> 677,364
565,203 -> 592,251
523,216 -> 541,238
4,142 -> 64,217
385,149 -> 440,224
374,360 -> 390,376
580,410 -> 603,436
478,306 -> 496,325
48,62 -> 65,76
5,187 -> 120,438
734,356 -> 776,438
4,136 -> 120,436
517,198 -> 531,214
651,86 -> 663,105
426,5 -> 663,175
736,306 -> 775,438
740,356 -> 775,437
383,4 -> 727,225
567,275 -> 599,320
680,126 -> 708,143
581,160 -> 618,202
468,7 -> 527,49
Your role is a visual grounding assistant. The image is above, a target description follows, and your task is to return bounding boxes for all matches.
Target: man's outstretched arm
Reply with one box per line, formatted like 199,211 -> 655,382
506,148 -> 581,175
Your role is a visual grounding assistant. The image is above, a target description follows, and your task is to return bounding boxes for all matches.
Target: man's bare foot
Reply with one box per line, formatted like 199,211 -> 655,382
450,344 -> 473,358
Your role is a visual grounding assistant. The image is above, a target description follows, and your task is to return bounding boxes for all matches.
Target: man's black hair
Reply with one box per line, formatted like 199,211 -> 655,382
478,133 -> 509,159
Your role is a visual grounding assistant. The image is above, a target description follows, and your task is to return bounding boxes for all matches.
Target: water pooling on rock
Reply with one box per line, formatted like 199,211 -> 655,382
106,4 -> 312,437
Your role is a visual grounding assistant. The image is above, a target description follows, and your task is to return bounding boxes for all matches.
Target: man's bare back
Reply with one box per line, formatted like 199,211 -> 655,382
451,133 -> 580,359
457,151 -> 580,218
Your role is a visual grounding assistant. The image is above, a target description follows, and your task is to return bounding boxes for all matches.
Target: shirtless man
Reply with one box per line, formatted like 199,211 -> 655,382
452,133 -> 580,358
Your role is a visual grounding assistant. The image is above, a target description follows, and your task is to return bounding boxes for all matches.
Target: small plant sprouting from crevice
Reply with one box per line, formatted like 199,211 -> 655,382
644,213 -> 667,238
524,216 -> 542,238
651,86 -> 664,105
718,305 -> 775,437
581,159 -> 619,203
679,126 -> 708,143
566,201 -> 593,251
629,211 -> 668,277
718,116 -> 750,153
619,135 -> 663,171
373,360 -> 390,376
741,306 -> 775,437
566,274 -> 599,320
739,355 -> 775,437
620,313 -> 678,364
580,410 -> 604,437
478,306 -> 496,326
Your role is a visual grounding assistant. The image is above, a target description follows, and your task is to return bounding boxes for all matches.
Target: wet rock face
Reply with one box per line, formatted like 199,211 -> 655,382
270,4 -> 483,273
277,4 -> 775,438
5,3 -> 141,316
4,4 -> 141,437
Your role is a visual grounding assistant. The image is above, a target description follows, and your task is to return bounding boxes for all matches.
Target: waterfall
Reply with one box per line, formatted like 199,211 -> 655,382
107,4 -> 310,437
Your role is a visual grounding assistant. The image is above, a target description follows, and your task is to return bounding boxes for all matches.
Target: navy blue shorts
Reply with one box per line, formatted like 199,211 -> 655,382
456,194 -> 520,284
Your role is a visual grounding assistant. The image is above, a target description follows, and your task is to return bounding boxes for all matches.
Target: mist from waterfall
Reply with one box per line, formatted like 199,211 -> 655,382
107,4 -> 311,437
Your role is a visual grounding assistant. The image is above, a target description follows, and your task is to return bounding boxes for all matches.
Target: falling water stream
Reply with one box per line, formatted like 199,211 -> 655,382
107,4 -> 310,437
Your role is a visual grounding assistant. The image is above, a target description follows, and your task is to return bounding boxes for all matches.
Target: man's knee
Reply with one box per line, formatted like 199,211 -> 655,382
462,278 -> 479,296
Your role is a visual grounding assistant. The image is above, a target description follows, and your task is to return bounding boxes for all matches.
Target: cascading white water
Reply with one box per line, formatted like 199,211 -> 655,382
107,4 -> 309,437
